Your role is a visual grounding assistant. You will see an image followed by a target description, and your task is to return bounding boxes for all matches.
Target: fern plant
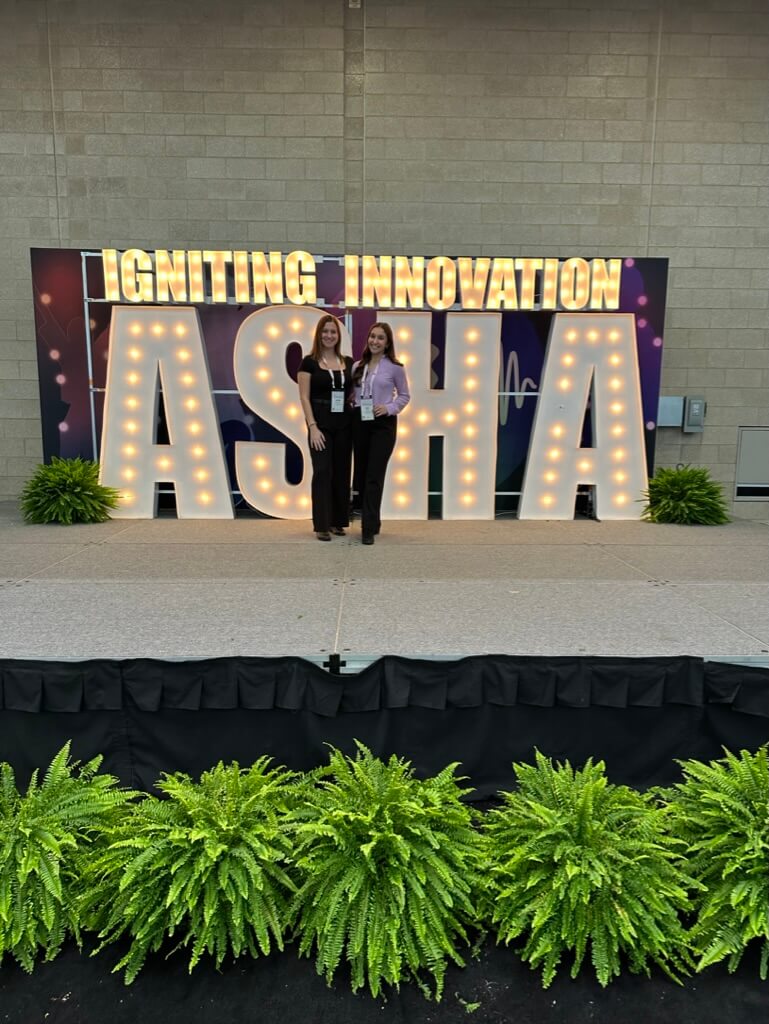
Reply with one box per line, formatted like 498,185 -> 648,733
642,465 -> 729,525
20,456 -> 120,524
80,759 -> 297,983
0,743 -> 132,972
482,752 -> 694,988
665,747 -> 769,978
289,743 -> 480,999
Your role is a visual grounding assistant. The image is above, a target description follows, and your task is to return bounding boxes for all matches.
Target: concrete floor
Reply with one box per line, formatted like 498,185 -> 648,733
0,502 -> 767,664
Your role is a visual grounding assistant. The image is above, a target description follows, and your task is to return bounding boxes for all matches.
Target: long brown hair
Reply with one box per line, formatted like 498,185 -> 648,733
309,314 -> 343,362
352,322 -> 402,384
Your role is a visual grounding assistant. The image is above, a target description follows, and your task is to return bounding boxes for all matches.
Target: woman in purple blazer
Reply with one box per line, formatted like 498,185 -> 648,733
351,322 -> 410,545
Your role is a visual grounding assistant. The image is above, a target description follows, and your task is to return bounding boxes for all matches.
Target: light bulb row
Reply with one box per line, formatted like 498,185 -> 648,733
544,446 -> 628,467
564,327 -> 622,345
452,326 -> 486,508
127,321 -> 188,339
539,488 -> 630,509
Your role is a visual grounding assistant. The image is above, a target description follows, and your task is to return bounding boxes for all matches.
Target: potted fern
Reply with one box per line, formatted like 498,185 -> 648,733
642,465 -> 730,524
289,743 -> 480,999
80,758 -> 297,983
0,743 -> 132,972
20,456 -> 120,524
482,752 -> 695,987
665,747 -> 768,979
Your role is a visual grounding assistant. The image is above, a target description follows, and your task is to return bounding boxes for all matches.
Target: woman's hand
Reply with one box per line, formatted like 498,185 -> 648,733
374,404 -> 389,417
309,424 -> 326,451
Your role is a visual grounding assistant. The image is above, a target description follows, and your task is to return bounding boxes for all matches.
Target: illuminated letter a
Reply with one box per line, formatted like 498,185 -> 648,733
518,313 -> 648,520
100,306 -> 233,518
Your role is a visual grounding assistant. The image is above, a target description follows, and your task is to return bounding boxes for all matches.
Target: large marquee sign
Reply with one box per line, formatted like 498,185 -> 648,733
30,249 -> 667,521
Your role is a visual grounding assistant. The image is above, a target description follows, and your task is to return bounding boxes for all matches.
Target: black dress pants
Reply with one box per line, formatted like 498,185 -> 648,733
353,412 -> 397,537
309,421 -> 352,532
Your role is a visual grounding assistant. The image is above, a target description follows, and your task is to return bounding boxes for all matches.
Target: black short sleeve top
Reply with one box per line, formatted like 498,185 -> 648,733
299,355 -> 354,428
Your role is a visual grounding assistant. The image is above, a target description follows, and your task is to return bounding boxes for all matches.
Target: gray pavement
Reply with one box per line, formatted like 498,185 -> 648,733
0,502 -> 767,663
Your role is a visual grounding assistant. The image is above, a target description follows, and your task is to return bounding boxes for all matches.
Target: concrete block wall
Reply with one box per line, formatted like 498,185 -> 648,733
1,0 -> 767,516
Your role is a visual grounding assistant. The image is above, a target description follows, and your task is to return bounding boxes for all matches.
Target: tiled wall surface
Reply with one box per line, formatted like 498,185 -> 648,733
1,0 -> 767,514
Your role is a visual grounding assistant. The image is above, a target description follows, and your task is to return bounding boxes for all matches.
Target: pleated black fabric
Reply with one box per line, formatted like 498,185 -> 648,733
1,655 -> 767,797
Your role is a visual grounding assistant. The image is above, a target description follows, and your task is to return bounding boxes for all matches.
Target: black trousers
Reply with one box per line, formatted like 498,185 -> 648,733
308,421 -> 352,532
352,412 -> 397,537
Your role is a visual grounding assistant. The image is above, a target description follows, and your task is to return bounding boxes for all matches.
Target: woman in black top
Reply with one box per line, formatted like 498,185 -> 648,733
297,314 -> 354,541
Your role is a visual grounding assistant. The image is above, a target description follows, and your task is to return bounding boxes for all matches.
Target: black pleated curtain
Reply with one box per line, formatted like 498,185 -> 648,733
1,655 -> 767,797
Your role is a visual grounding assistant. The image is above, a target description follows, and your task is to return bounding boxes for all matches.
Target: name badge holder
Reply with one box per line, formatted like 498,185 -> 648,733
359,364 -> 378,421
322,362 -> 345,415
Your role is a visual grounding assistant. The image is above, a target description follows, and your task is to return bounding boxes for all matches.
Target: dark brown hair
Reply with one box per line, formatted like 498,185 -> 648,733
352,322 -> 402,384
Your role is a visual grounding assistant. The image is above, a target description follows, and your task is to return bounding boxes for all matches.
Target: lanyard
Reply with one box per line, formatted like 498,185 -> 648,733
360,363 -> 380,399
320,358 -> 344,390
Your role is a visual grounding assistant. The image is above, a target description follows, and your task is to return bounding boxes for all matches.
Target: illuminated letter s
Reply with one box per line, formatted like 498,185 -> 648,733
233,305 -> 351,519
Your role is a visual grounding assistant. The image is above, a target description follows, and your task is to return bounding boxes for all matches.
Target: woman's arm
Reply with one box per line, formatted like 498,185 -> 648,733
384,363 -> 411,415
298,370 -> 325,450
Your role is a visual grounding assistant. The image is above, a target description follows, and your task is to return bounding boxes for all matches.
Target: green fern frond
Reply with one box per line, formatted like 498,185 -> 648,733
482,751 -> 695,988
80,758 -> 298,983
641,465 -> 730,525
20,457 -> 120,525
0,742 -> 134,972
288,743 -> 479,999
667,747 -> 768,978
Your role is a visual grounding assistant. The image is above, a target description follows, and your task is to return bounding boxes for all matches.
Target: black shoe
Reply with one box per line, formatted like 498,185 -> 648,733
331,527 -> 346,536
316,531 -> 331,541
362,534 -> 374,545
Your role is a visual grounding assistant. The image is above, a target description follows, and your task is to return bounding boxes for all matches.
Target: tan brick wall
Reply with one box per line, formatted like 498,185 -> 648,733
1,0 -> 767,516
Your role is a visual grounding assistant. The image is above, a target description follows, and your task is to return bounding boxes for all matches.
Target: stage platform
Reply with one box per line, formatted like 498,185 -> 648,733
0,501 -> 767,665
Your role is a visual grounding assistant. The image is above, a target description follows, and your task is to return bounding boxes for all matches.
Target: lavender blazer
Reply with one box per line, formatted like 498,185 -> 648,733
352,357 -> 411,416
